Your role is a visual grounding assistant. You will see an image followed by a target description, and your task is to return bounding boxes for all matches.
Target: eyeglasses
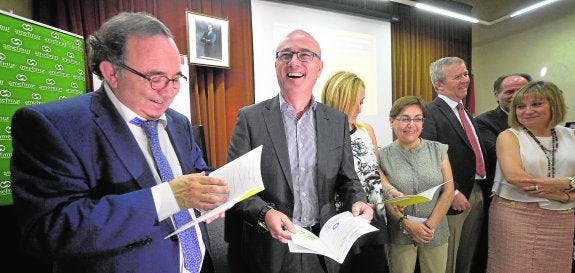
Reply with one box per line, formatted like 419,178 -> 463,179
395,117 -> 424,124
117,63 -> 187,90
275,51 -> 321,63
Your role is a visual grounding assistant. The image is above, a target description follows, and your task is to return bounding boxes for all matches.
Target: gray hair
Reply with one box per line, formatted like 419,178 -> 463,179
429,57 -> 465,91
87,12 -> 173,78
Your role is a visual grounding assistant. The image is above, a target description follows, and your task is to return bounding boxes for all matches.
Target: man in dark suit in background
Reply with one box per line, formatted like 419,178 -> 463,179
475,73 -> 531,185
10,12 -> 229,273
472,73 -> 530,273
224,29 -> 373,273
421,57 -> 488,273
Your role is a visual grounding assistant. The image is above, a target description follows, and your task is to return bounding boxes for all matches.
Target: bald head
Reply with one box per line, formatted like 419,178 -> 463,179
274,29 -> 323,106
496,75 -> 530,111
500,76 -> 529,92
276,29 -> 321,56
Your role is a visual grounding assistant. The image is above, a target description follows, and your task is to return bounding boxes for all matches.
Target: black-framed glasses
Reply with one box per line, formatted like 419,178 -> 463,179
275,51 -> 321,63
395,117 -> 424,124
117,63 -> 187,90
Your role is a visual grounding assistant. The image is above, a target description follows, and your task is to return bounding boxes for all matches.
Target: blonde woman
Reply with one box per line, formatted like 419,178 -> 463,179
322,71 -> 398,273
488,81 -> 575,273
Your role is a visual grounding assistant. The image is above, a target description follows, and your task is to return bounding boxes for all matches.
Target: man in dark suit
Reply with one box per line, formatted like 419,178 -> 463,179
420,57 -> 488,273
475,73 -> 531,185
10,12 -> 229,273
472,73 -> 530,273
224,29 -> 373,273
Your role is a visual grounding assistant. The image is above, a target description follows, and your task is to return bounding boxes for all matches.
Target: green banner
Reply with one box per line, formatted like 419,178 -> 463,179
0,10 -> 86,205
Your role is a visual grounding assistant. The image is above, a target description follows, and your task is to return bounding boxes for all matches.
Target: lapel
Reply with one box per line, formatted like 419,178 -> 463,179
263,96 -> 293,190
315,104 -> 330,192
90,88 -> 157,189
164,112 -> 195,174
435,98 -> 472,149
494,107 -> 509,131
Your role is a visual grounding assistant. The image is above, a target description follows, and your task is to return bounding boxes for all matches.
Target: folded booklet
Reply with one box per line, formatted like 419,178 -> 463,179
382,183 -> 445,207
165,145 -> 264,238
287,211 -> 378,263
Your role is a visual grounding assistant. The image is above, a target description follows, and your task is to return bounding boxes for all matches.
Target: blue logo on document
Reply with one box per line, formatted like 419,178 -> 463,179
331,222 -> 340,230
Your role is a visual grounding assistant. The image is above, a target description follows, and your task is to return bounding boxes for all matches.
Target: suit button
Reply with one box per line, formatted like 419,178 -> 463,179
170,235 -> 179,242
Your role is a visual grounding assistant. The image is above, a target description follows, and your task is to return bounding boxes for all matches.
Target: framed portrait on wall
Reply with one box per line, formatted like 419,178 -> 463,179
187,11 -> 230,68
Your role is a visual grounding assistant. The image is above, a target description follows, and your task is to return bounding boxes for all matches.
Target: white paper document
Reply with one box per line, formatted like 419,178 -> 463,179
382,182 -> 445,207
287,211 -> 378,263
165,145 -> 264,238
403,215 -> 430,234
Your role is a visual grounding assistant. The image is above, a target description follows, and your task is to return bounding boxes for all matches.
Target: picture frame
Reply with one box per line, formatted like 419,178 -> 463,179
187,11 -> 230,68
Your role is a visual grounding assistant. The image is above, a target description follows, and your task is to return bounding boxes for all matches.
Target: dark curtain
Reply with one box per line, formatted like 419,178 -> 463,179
274,0 -> 472,106
388,1 -> 472,104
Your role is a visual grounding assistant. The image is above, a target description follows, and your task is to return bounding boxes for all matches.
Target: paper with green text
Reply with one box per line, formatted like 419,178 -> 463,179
165,145 -> 264,238
287,211 -> 378,263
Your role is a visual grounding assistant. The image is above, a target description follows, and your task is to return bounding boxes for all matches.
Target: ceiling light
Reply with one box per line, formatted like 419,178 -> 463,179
510,0 -> 562,18
415,3 -> 479,23
387,0 -> 563,26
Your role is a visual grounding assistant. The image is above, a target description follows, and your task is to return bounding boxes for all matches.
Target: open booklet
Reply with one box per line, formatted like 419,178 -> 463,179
287,211 -> 378,264
381,182 -> 445,207
165,145 -> 264,239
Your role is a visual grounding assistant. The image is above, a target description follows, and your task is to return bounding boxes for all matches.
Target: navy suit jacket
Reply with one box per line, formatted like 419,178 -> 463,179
420,97 -> 489,215
224,95 -> 366,273
10,87 -> 213,273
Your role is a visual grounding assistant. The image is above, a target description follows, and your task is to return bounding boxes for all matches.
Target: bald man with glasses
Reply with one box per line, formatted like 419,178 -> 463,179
225,29 -> 373,273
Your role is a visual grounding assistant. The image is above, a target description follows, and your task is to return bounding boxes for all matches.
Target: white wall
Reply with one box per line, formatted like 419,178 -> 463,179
472,12 -> 575,123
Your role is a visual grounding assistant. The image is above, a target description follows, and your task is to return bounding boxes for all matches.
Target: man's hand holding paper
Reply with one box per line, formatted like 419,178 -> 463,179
170,171 -> 229,213
166,146 -> 265,238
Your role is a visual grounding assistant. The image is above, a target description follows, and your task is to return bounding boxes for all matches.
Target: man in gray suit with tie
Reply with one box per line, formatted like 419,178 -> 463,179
224,29 -> 373,273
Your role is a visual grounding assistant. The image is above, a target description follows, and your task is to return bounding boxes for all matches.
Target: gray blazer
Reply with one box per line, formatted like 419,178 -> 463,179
224,95 -> 366,273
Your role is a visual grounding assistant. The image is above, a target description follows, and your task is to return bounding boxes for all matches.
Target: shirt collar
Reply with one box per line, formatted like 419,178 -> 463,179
278,94 -> 317,114
103,82 -> 168,127
438,94 -> 461,110
499,106 -> 509,115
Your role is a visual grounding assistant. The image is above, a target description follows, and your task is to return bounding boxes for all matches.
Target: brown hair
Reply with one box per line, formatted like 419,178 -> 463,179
389,96 -> 427,118
508,81 -> 567,129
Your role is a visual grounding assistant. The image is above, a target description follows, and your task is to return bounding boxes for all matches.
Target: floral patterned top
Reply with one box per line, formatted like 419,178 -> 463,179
350,127 -> 383,205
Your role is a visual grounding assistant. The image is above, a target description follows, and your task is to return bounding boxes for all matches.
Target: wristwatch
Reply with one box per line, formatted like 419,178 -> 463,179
567,177 -> 575,191
257,203 -> 275,232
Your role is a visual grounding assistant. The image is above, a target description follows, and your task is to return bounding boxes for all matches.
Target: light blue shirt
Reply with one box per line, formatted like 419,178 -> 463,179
279,94 -> 318,227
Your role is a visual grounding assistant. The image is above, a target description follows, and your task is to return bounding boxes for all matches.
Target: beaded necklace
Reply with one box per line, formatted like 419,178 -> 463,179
523,127 -> 558,178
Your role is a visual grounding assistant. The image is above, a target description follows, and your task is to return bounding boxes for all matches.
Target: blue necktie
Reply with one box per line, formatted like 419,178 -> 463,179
131,118 -> 202,273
